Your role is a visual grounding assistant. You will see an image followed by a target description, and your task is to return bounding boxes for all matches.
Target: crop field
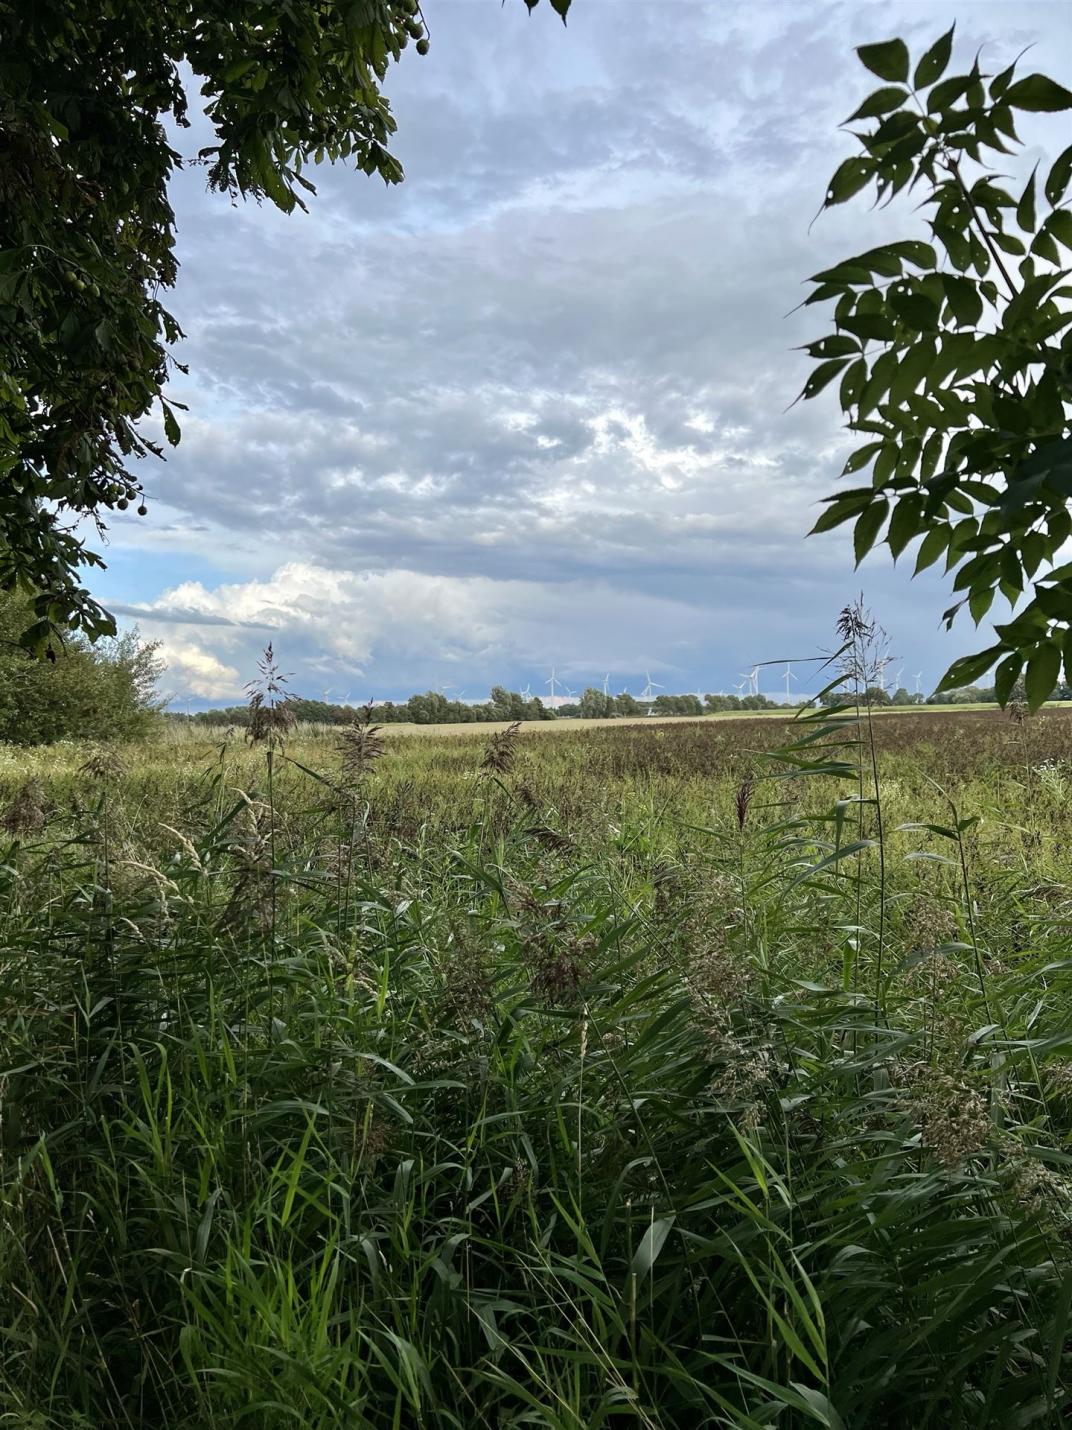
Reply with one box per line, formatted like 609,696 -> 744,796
3,705 -> 1072,1427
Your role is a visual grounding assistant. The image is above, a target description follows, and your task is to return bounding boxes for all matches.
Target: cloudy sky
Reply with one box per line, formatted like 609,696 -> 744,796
96,0 -> 1070,707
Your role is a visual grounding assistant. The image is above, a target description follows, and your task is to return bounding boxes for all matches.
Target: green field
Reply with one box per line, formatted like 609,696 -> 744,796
3,706 -> 1072,1426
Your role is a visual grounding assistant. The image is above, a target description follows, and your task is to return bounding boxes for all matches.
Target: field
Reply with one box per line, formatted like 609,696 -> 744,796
3,705 -> 1072,1426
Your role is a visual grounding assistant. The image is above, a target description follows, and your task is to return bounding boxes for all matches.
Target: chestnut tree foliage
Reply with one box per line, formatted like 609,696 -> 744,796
0,0 -> 570,652
801,28 -> 1072,709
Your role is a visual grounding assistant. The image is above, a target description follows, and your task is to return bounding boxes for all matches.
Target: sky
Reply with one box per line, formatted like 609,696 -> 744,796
94,0 -> 1071,708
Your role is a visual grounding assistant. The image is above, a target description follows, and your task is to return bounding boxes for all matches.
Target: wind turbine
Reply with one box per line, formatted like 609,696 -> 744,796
602,673 -> 611,697
641,671 -> 664,714
545,666 -> 560,705
914,670 -> 923,697
521,683 -> 532,700
783,663 -> 798,704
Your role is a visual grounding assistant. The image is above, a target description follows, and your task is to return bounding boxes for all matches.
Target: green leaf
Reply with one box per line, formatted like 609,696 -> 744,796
853,500 -> 889,565
969,586 -> 994,623
842,440 -> 884,475
631,1216 -> 675,1282
838,311 -> 896,342
941,274 -> 983,327
161,402 -> 181,447
927,72 -> 976,113
838,358 -> 868,408
810,490 -> 873,534
913,25 -> 955,90
1046,144 -> 1072,207
1016,165 -> 1037,233
847,86 -> 908,122
888,286 -> 940,331
824,157 -> 875,207
935,644 -> 1003,693
1025,640 -> 1061,710
1046,208 -> 1072,252
802,335 -> 860,359
887,496 -> 923,559
891,240 -> 938,268
1004,74 -> 1072,112
857,38 -> 910,84
796,358 -> 850,403
914,525 -> 950,574
993,652 -> 1023,706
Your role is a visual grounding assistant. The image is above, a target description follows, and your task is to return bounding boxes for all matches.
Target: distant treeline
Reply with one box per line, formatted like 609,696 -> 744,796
174,685 -> 788,727
172,679 -> 1072,728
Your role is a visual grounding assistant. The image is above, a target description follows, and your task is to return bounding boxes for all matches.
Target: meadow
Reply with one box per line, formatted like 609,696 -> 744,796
3,701 -> 1072,1427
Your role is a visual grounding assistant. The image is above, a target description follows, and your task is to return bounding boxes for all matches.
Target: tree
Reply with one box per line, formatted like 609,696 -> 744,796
891,686 -> 912,705
0,590 -> 163,743
578,687 -> 610,719
800,28 -> 1072,710
0,0 -> 571,651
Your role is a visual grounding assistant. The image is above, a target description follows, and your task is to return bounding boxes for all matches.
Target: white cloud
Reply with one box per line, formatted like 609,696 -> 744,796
157,639 -> 243,701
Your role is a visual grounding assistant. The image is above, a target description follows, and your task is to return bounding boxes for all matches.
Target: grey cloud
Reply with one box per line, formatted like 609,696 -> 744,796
115,1 -> 1070,699
110,602 -> 277,630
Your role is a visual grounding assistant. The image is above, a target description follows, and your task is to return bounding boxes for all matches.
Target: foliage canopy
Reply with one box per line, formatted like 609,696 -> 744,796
801,27 -> 1072,709
0,590 -> 163,742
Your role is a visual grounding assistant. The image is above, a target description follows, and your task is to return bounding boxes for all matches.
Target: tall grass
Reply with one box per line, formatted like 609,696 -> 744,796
2,694 -> 1072,1425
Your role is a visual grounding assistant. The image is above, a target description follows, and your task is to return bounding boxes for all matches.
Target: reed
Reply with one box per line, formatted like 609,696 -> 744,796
2,674 -> 1072,1426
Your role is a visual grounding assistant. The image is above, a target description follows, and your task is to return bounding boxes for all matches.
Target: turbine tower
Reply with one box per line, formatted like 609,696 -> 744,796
914,670 -> 923,697
545,666 -> 559,706
640,671 -> 664,714
783,663 -> 798,704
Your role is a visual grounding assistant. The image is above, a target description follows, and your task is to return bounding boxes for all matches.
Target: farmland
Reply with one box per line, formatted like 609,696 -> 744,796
3,705 -> 1072,1426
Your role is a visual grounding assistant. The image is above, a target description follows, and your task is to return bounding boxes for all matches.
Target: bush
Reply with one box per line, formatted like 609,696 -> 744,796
0,592 -> 163,743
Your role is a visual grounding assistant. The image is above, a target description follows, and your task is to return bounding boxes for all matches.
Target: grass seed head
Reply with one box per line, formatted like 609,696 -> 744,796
1,777 -> 48,835
481,721 -> 522,776
337,703 -> 386,787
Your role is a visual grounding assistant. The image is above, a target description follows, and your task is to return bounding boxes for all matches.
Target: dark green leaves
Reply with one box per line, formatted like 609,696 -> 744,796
1004,74 -> 1072,112
941,274 -> 983,327
1015,166 -> 1037,233
806,27 -> 1072,702
1025,640 -> 1062,710
857,38 -> 909,84
161,401 -> 181,447
887,286 -> 940,331
847,87 -> 908,122
854,500 -> 889,564
824,157 -> 875,207
993,652 -> 1023,706
934,645 -> 1004,695
796,358 -> 851,403
913,24 -> 954,90
1046,144 -> 1072,206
